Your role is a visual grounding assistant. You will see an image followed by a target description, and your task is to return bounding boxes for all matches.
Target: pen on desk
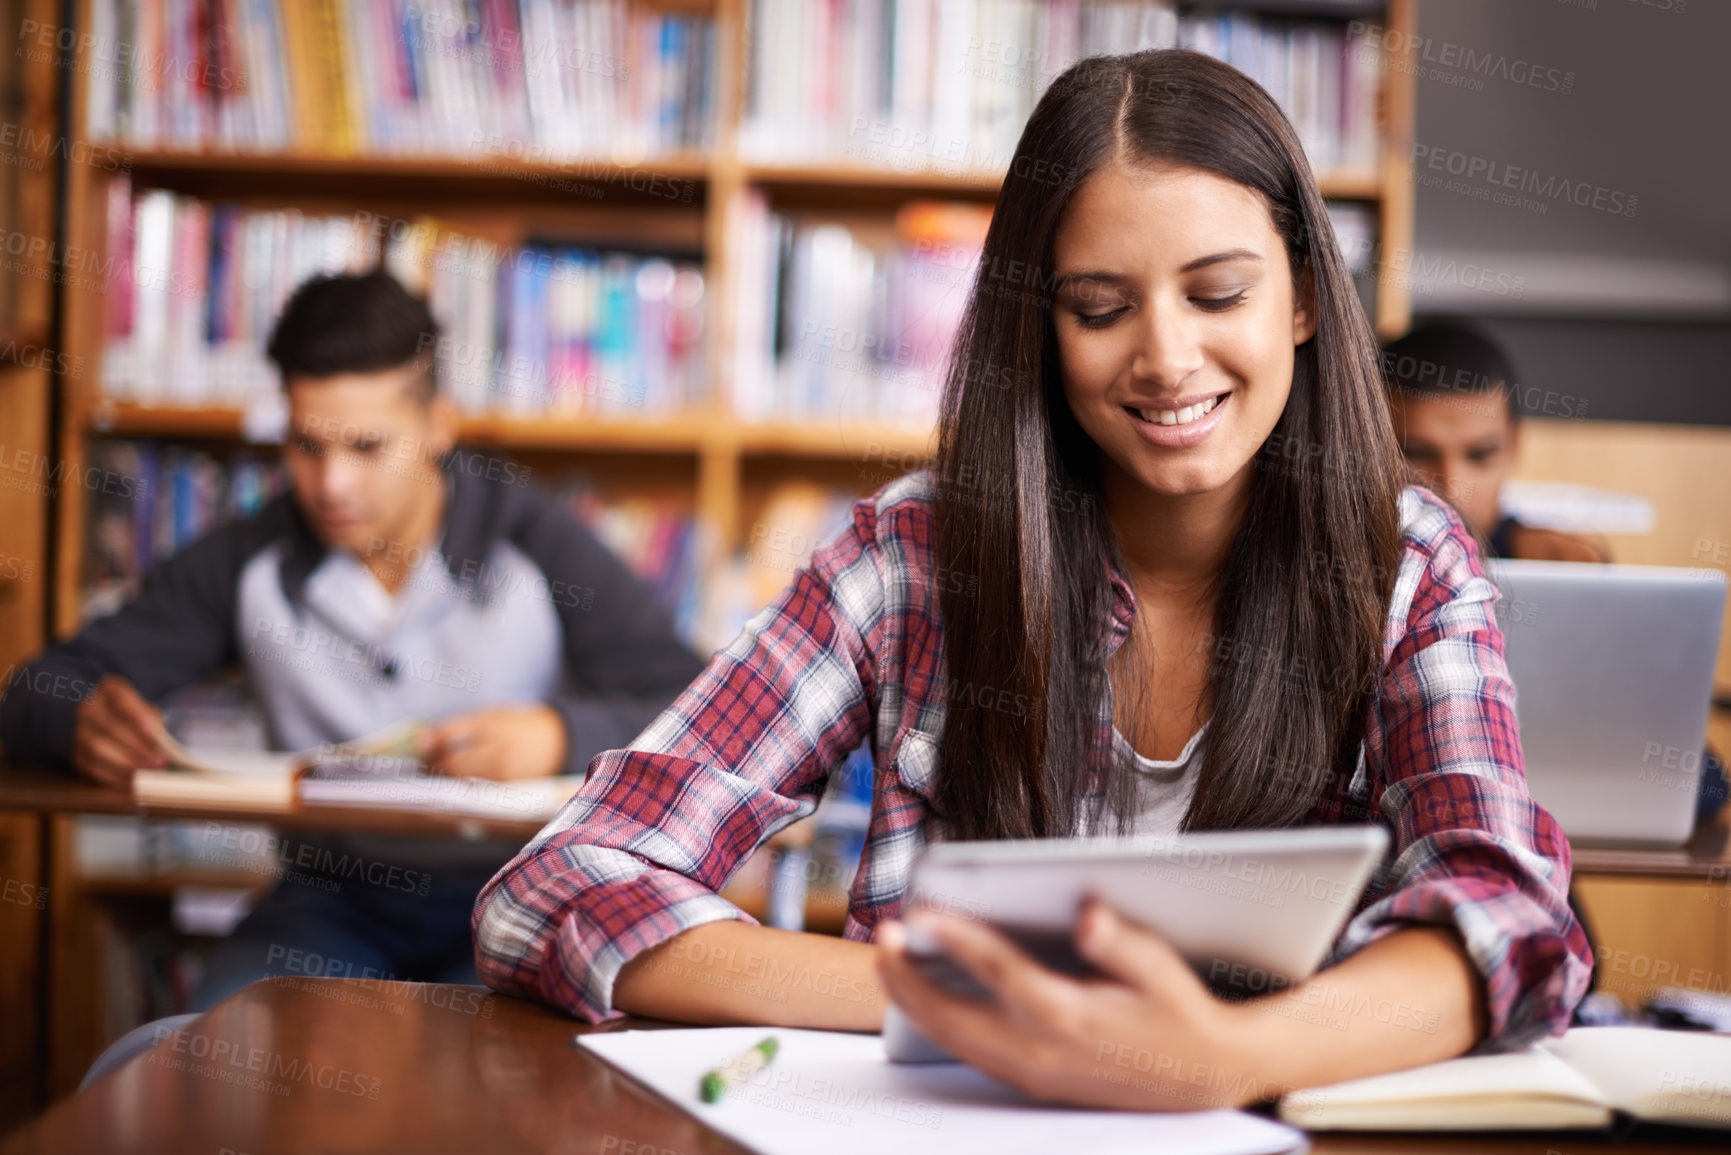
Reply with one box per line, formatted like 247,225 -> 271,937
699,1036 -> 780,1103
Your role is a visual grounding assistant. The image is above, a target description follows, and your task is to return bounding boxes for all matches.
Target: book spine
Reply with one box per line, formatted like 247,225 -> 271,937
102,176 -> 136,399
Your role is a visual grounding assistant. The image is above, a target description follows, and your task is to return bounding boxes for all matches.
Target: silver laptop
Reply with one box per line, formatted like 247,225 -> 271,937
1487,559 -> 1725,847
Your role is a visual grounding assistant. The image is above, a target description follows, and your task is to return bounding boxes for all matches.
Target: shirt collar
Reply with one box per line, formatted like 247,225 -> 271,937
1102,551 -> 1137,658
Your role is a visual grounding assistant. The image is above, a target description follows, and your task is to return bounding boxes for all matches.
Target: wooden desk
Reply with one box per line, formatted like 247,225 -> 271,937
0,765 -> 553,838
1571,818 -> 1731,881
0,764 -> 559,1116
0,764 -> 832,1122
1,979 -> 1721,1155
4,764 -> 1728,1137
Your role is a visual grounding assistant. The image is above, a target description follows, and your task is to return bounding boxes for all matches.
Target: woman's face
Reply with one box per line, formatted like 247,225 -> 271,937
1052,162 -> 1315,499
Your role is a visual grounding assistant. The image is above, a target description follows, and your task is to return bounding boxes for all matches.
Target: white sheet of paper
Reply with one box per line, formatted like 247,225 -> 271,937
149,717 -> 428,777
170,747 -> 300,778
298,774 -> 583,820
578,1027 -> 1306,1155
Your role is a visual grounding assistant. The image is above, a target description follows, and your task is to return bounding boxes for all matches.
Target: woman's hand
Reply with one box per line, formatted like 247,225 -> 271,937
876,899 -> 1276,1111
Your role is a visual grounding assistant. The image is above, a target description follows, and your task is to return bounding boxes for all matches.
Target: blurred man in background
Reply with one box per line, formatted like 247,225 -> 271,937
0,271 -> 704,1008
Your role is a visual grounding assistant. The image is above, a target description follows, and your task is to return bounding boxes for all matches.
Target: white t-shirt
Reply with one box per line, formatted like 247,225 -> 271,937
1109,720 -> 1209,838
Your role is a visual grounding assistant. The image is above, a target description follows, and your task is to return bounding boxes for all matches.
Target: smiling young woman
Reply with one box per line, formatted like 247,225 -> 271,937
472,49 -> 1592,1111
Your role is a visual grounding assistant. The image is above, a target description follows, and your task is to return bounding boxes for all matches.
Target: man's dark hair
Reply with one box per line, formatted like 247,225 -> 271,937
266,271 -> 440,400
1380,321 -> 1521,421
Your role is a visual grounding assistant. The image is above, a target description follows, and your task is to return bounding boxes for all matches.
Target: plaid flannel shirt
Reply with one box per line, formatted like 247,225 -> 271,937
473,473 -> 1593,1049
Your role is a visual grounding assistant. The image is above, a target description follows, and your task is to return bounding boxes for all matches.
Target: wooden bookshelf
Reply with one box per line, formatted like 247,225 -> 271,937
0,0 -> 58,688
0,0 -> 58,1123
48,0 -> 1419,640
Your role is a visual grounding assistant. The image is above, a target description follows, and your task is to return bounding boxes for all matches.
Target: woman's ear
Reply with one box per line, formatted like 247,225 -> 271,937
1292,263 -> 1318,347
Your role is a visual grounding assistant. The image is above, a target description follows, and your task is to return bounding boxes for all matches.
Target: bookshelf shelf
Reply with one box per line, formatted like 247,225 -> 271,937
74,867 -> 273,898
742,161 -> 1006,195
86,404 -> 248,440
122,149 -> 716,185
731,421 -> 934,461
1316,169 -> 1385,201
105,151 -> 1387,204
460,414 -> 712,454
82,404 -> 933,462
744,161 -> 1384,202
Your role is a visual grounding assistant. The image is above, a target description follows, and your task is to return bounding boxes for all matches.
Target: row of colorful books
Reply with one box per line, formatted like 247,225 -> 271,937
1182,8 -> 1382,175
742,0 -> 1380,176
412,237 -> 709,421
731,195 -> 990,429
82,440 -> 286,622
99,178 -> 708,415
100,179 -> 378,405
743,0 -> 1177,170
84,0 -> 716,158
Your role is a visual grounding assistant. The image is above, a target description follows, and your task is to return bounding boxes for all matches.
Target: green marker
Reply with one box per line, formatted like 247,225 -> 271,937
699,1036 -> 780,1103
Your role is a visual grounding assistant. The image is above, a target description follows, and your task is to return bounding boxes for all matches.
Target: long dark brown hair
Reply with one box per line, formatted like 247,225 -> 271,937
933,49 -> 1405,840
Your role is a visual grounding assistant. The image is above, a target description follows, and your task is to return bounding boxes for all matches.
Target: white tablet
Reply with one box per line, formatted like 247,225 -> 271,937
884,824 -> 1390,1062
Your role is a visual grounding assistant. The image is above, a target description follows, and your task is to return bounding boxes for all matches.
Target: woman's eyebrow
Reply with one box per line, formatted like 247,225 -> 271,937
1055,249 -> 1266,290
1054,269 -> 1129,291
1179,248 -> 1264,272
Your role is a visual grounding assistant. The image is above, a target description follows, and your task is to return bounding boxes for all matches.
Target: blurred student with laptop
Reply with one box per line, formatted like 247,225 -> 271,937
1379,321 -> 1726,1034
0,271 -> 704,1008
1381,321 -> 1725,834
1381,320 -> 1607,565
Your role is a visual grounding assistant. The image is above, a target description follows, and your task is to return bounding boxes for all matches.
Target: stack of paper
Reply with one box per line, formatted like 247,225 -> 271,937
578,1027 -> 1306,1155
298,774 -> 583,821
130,719 -> 588,820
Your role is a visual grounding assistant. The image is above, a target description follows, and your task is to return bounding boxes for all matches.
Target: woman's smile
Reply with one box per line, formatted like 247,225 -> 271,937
1123,390 -> 1232,447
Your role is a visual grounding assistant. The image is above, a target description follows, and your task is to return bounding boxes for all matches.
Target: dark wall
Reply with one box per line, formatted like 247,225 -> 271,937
1455,317 -> 1731,427
1407,1 -> 1730,427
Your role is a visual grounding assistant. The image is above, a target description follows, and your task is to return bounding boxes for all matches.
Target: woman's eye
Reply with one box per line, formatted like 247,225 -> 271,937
1192,292 -> 1247,312
1073,308 -> 1126,329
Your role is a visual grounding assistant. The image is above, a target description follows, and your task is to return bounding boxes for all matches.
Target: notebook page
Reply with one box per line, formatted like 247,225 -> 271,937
1279,1046 -> 1609,1129
149,717 -> 425,777
298,774 -> 583,820
1542,1027 -> 1731,1128
171,750 -> 301,777
579,1027 -> 1305,1155
146,716 -> 298,778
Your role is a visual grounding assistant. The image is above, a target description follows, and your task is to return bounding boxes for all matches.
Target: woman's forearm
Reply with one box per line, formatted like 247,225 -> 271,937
612,920 -> 885,1029
1229,926 -> 1487,1095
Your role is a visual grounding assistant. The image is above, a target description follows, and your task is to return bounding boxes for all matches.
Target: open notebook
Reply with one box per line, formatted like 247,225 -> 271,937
133,719 -> 582,820
297,770 -> 584,821
578,1027 -> 1306,1155
127,718 -> 405,811
1280,1026 -> 1731,1131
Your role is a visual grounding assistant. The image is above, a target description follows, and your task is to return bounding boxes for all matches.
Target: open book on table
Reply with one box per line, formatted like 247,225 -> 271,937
133,719 -> 582,820
1279,1026 -> 1731,1132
